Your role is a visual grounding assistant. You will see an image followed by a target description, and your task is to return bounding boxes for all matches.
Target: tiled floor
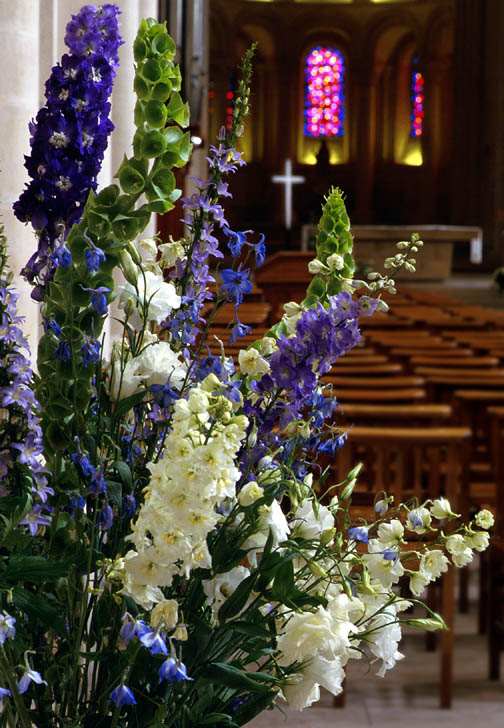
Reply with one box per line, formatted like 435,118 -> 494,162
247,602 -> 504,727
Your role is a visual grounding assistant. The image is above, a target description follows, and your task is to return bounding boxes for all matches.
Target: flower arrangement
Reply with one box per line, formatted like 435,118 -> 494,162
0,6 -> 493,728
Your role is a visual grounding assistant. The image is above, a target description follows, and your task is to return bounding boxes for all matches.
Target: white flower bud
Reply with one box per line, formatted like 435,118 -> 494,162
308,259 -> 329,275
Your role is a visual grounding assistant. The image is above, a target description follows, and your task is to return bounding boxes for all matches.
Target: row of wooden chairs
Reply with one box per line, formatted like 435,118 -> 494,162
203,283 -> 504,707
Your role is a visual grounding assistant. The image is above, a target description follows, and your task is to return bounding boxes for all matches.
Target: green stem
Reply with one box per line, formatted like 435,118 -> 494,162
0,657 -> 31,728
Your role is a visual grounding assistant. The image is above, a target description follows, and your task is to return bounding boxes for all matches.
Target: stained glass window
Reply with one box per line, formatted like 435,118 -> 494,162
304,46 -> 345,137
411,66 -> 424,138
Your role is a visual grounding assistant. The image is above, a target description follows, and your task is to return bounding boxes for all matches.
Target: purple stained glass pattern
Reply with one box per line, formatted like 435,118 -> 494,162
304,46 -> 345,138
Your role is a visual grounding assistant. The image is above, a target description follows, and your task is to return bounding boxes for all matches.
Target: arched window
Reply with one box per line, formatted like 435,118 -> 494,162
304,46 -> 345,137
411,56 -> 424,137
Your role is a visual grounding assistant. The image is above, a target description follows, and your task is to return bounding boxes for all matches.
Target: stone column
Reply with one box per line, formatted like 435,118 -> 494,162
0,1 -> 41,350
185,0 -> 210,198
352,64 -> 380,223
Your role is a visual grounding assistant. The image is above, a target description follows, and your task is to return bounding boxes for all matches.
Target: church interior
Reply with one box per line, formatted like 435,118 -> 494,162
171,1 -> 504,721
1,0 -> 504,724
203,0 -> 504,274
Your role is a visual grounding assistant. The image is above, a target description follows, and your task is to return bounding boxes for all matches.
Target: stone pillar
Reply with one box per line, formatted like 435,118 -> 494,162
451,0 -> 484,227
352,64 -> 380,223
481,0 -> 504,266
422,56 -> 452,221
185,0 -> 210,198
0,1 -> 41,350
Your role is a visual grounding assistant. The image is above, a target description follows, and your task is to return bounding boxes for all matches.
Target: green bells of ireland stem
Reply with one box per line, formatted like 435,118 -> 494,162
304,186 -> 355,305
37,19 -> 192,452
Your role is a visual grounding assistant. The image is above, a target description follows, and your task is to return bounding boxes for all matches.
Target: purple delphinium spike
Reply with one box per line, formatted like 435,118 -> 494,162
14,4 -> 122,300
0,233 -> 51,513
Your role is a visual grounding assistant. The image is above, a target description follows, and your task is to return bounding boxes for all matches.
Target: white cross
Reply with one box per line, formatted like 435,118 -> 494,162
272,159 -> 305,230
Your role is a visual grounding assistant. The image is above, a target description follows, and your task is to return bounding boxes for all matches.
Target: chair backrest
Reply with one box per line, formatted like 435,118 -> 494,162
328,363 -> 403,376
410,356 -> 499,368
337,403 -> 452,426
325,375 -> 425,389
414,367 -> 504,378
335,426 -> 471,509
390,348 -> 473,358
488,407 -> 504,539
335,388 -> 426,403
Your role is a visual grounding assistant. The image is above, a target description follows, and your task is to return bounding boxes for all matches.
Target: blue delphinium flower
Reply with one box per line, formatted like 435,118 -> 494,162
0,612 -> 15,646
18,667 -> 47,695
55,340 -> 71,361
150,380 -> 180,409
98,502 -> 114,530
14,4 -> 122,300
20,504 -> 53,536
72,447 -> 96,479
158,657 -> 193,684
348,526 -> 369,543
136,621 -> 168,655
49,243 -> 72,268
81,285 -> 111,315
229,320 -> 252,344
220,269 -> 252,306
44,317 -> 62,338
85,242 -> 106,273
81,337 -> 101,367
110,683 -> 136,707
10,434 -> 43,470
121,493 -> 136,519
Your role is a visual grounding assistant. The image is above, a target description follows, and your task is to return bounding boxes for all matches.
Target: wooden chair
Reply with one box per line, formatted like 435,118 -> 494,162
390,347 -> 474,358
333,354 -> 389,365
334,426 -> 472,709
328,363 -> 403,376
375,339 -> 460,351
205,302 -> 271,326
409,355 -> 499,369
486,407 -> 504,680
324,375 -> 425,389
334,388 -> 427,404
425,376 -> 504,404
414,367 -> 504,378
336,403 -> 453,427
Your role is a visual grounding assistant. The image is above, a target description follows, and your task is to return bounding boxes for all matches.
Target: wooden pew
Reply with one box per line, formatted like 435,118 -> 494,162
414,367 -> 504,378
409,355 -> 499,368
335,425 -> 472,709
336,403 -> 453,426
389,347 -> 474,359
324,375 -> 425,389
328,363 -> 403,375
486,407 -> 504,679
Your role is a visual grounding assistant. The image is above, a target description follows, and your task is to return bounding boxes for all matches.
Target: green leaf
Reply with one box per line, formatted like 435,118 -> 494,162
1,556 -> 70,585
271,558 -> 294,602
198,714 -> 238,727
114,460 -> 133,490
218,573 -> 256,622
12,587 -> 66,632
201,663 -> 271,694
231,691 -> 277,724
286,588 -> 327,610
106,480 -> 122,508
114,389 -> 147,418
227,621 -> 272,638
